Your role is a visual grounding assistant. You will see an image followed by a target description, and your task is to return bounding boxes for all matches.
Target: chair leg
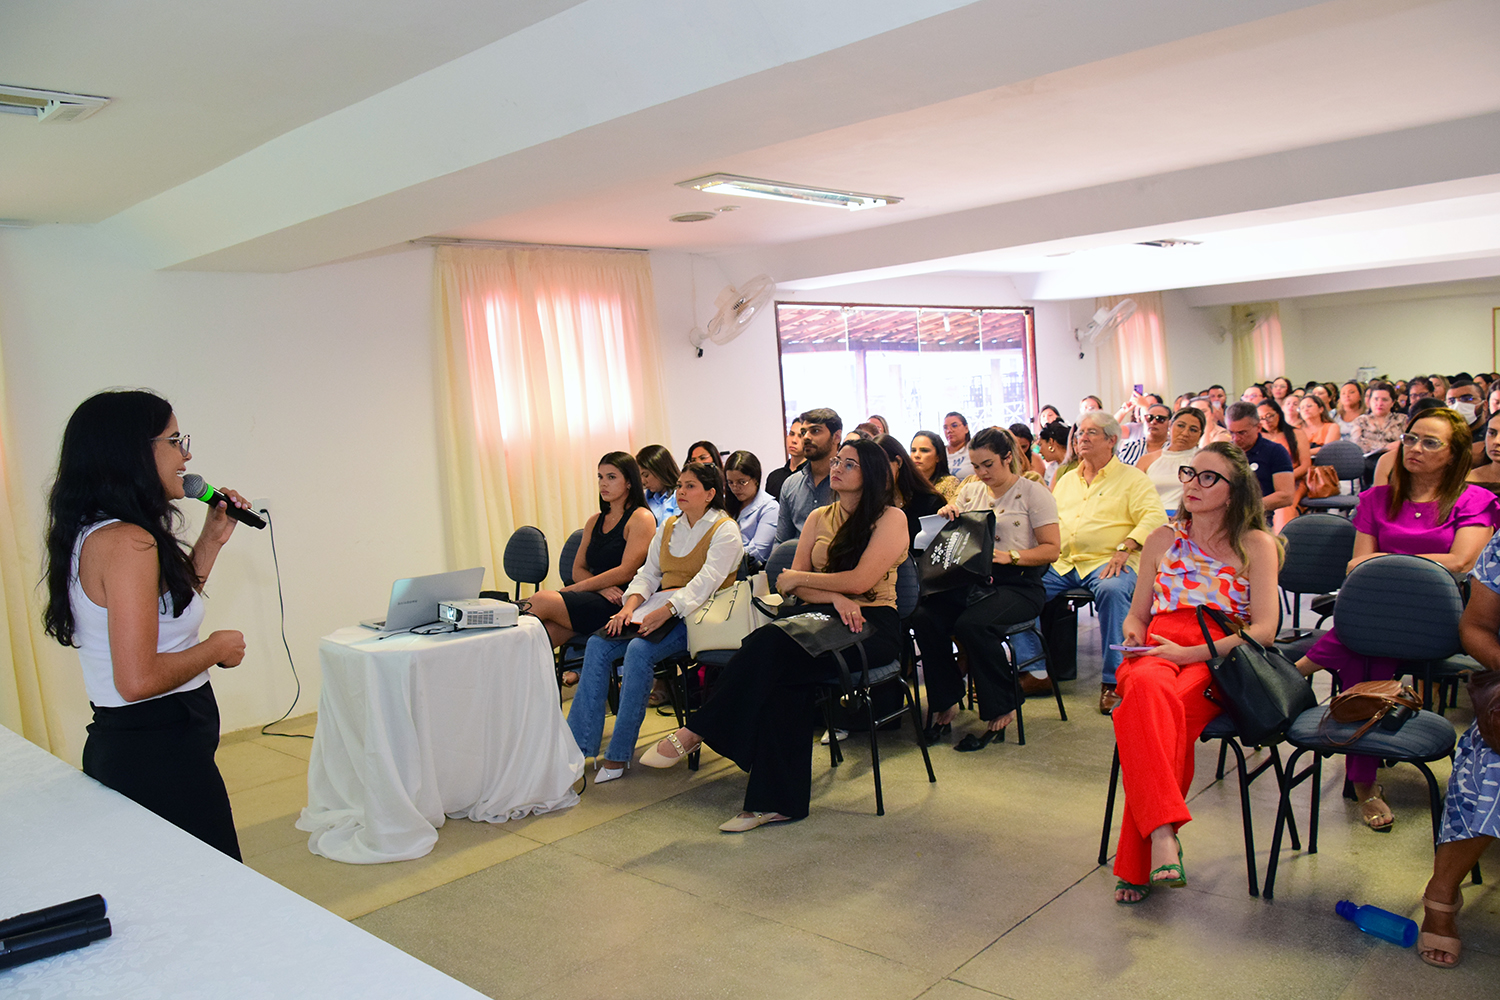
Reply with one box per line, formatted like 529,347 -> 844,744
904,681 -> 937,784
1268,746 -> 1301,852
859,691 -> 884,816
1221,739 -> 1260,897
1012,661 -> 1027,747
1215,741 -> 1229,782
1308,753 -> 1324,855
1099,745 -> 1120,867
823,695 -> 843,768
1265,746 -> 1314,901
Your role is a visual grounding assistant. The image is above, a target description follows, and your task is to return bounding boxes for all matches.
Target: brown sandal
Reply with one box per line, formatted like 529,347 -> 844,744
1418,893 -> 1463,969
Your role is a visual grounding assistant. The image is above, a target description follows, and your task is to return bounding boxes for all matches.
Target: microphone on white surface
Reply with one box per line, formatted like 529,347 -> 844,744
180,473 -> 267,529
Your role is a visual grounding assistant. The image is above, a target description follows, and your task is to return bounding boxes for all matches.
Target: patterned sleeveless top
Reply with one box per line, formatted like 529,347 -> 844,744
1150,523 -> 1250,619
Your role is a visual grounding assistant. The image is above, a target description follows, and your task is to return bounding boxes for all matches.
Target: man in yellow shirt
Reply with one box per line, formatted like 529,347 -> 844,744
1026,411 -> 1166,714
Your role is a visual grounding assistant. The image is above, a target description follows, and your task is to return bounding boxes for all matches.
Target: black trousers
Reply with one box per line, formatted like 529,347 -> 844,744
910,580 -> 1044,721
689,606 -> 901,820
82,682 -> 242,861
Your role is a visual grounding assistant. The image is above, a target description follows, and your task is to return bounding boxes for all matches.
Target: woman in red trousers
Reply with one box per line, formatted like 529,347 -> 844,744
1110,442 -> 1283,903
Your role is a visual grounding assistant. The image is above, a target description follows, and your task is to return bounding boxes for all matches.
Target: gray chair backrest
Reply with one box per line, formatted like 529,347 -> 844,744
1312,439 -> 1364,481
558,528 -> 583,586
1333,554 -> 1462,661
1278,514 -> 1356,596
503,526 -> 550,587
894,557 -> 919,619
765,538 -> 799,592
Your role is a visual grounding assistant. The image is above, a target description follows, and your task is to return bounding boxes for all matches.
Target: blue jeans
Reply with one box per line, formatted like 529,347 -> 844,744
1011,564 -> 1138,685
567,620 -> 688,762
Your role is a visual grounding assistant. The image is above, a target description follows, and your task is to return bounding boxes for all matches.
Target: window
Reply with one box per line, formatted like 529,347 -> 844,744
775,302 -> 1037,440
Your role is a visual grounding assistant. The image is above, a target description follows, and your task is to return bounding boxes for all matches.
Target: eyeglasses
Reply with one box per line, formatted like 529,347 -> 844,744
1144,414 -> 1169,424
829,457 -> 860,471
151,433 -> 190,456
1178,466 -> 1227,488
1400,433 -> 1447,452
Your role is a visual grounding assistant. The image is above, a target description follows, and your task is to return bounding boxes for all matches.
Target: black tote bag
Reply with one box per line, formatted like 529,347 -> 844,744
919,510 -> 995,596
1196,606 -> 1317,745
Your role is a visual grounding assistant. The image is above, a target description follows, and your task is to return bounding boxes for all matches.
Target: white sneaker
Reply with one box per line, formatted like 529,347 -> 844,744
819,729 -> 848,745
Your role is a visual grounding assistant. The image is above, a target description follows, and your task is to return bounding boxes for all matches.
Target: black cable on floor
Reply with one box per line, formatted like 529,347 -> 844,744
258,508 -> 311,740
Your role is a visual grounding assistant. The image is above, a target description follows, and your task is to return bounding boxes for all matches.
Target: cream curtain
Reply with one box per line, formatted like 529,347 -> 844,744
1230,302 -> 1285,391
0,337 -> 59,750
1094,292 -> 1167,409
434,246 -> 669,590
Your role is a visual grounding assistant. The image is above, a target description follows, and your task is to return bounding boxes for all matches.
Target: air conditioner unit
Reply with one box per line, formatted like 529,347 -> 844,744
0,85 -> 109,124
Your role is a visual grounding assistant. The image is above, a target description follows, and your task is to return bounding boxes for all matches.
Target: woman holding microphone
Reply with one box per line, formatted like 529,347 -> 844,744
43,390 -> 253,859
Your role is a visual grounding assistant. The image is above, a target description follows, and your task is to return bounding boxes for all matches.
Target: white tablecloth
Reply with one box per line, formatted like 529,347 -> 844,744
297,618 -> 584,863
0,724 -> 486,1000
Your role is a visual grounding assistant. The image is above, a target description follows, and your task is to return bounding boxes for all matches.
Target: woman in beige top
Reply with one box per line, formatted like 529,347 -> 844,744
641,438 -> 908,832
910,430 -> 961,502
910,427 -> 1062,749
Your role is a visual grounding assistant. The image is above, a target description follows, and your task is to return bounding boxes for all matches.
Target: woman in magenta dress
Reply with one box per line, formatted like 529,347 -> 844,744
1296,407 -> 1497,831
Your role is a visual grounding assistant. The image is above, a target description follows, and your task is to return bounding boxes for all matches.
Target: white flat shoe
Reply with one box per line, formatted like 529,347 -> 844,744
593,762 -> 628,785
719,811 -> 791,833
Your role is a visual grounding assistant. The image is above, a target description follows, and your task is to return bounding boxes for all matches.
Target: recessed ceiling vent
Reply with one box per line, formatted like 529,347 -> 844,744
1136,238 -> 1202,248
0,84 -> 110,123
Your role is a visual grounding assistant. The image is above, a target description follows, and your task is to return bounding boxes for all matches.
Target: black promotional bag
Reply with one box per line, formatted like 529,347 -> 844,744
1196,606 -> 1317,745
919,510 -> 995,596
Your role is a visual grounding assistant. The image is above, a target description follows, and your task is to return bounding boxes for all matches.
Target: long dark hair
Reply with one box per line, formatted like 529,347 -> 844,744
873,434 -> 940,508
1256,399 -> 1299,467
824,438 -> 894,574
721,450 -> 761,517
910,430 -> 952,486
634,444 -> 679,495
681,462 -> 726,512
684,440 -> 724,474
44,390 -> 199,647
597,452 -> 648,515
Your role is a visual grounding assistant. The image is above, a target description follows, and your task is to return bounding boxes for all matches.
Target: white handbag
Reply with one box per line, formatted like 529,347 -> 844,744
685,580 -> 769,656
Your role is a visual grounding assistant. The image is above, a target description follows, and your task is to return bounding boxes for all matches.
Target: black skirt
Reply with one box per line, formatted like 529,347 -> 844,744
82,682 -> 242,861
560,590 -> 618,637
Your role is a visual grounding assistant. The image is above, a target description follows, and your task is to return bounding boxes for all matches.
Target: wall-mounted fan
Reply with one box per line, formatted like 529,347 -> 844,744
690,274 -> 774,357
1074,298 -> 1137,358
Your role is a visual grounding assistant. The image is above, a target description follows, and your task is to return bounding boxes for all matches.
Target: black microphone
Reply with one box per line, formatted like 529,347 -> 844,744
0,894 -> 106,939
0,917 -> 112,970
181,473 -> 267,529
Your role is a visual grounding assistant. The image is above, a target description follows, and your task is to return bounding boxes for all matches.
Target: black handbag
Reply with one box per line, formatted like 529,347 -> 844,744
769,604 -> 877,697
919,510 -> 995,596
1196,606 -> 1317,746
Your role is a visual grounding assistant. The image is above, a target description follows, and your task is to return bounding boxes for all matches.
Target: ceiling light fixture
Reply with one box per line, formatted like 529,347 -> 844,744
670,212 -> 718,223
0,84 -> 109,123
676,173 -> 901,211
1136,238 -> 1202,248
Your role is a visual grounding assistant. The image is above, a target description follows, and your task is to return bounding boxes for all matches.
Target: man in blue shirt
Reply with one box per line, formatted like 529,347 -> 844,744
773,407 -> 841,544
1226,401 -> 1294,512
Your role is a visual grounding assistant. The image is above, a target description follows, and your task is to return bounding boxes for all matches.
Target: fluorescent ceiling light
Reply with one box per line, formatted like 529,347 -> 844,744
676,173 -> 900,211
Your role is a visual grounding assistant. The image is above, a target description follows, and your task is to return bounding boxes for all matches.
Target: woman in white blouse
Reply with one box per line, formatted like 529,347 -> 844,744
910,427 -> 1062,750
724,450 -> 779,569
566,462 -> 743,783
1139,408 -> 1205,516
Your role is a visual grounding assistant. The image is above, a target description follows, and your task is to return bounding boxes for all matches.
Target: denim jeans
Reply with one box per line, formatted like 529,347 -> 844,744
567,619 -> 688,762
1010,564 -> 1139,685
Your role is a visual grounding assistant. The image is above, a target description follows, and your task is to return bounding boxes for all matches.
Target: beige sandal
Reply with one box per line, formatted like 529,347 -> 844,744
1418,893 -> 1463,969
640,731 -> 697,768
1360,784 -> 1394,832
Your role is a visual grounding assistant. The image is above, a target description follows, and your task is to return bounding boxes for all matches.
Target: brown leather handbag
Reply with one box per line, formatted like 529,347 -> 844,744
1320,680 -> 1421,745
1304,465 -> 1340,499
1468,669 -> 1500,751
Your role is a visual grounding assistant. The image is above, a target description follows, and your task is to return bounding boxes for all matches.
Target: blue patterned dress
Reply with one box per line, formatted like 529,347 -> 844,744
1441,534 -> 1500,843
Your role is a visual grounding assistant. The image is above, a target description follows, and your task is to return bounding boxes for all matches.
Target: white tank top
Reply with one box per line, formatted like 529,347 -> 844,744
1146,446 -> 1199,513
70,519 -> 208,707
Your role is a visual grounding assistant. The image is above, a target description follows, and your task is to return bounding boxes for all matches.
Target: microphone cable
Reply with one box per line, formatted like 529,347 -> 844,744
257,507 -> 310,740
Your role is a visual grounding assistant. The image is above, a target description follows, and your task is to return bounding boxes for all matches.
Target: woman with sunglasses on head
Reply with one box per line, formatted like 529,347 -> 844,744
1296,408 -> 1497,832
43,390 -> 254,859
638,438 -> 908,831
1110,444 -> 1282,903
1138,408 -> 1205,517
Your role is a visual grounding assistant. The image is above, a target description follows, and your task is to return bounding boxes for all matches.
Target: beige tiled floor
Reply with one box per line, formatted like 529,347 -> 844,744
223,616 -> 1498,999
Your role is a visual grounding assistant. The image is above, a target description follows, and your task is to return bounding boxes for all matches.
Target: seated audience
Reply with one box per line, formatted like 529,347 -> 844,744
1115,393 -> 1159,467
853,421 -> 882,439
1241,383 -> 1266,404
1408,376 -> 1434,406
911,428 -> 1060,749
1446,379 -> 1488,464
639,438 -> 909,832
636,444 -> 682,524
1298,394 -> 1341,452
568,463 -> 742,783
1038,420 -> 1072,489
1130,403 -> 1173,473
910,430 -> 961,501
944,411 -> 974,480
1225,402 -> 1295,514
1373,397 -> 1447,486
1038,404 -> 1063,427
1334,380 -> 1366,439
1110,443 -> 1281,903
724,450 -> 779,568
1009,423 -> 1048,479
1190,396 -> 1231,445
1081,395 -> 1104,415
875,434 -> 945,550
1042,411 -> 1168,713
528,452 -> 657,683
774,408 -> 839,544
1140,408 -> 1205,516
1256,399 -> 1310,530
765,418 -> 805,499
1269,376 -> 1293,407
867,414 -> 890,435
1351,381 -> 1405,456
686,440 -> 725,475
1295,408 -> 1497,831
1467,411 -> 1500,498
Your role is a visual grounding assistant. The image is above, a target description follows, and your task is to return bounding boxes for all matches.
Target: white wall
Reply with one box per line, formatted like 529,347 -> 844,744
0,227 -> 447,762
1282,289 -> 1500,382
1161,292 -> 1232,399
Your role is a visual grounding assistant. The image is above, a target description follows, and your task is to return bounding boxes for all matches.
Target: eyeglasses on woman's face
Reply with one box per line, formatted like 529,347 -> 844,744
829,456 -> 860,472
1400,432 -> 1447,452
1178,466 -> 1227,488
152,432 -> 190,456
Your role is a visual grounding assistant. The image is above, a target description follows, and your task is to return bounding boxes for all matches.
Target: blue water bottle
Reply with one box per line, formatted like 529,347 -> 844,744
1334,900 -> 1418,947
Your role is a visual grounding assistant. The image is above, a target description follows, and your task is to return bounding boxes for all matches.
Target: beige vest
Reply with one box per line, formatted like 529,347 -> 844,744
659,514 -> 736,592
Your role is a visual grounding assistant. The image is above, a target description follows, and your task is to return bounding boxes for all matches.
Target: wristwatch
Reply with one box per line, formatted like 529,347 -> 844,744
1008,549 -> 1022,566
1115,542 -> 1134,553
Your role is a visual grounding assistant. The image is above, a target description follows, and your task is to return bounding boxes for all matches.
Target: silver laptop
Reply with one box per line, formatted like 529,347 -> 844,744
360,567 -> 486,631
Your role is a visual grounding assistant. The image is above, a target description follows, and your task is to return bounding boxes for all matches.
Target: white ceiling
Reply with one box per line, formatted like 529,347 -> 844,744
3,0 -> 1498,301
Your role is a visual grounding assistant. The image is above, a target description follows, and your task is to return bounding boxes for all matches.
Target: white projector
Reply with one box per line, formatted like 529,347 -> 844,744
437,598 -> 518,629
